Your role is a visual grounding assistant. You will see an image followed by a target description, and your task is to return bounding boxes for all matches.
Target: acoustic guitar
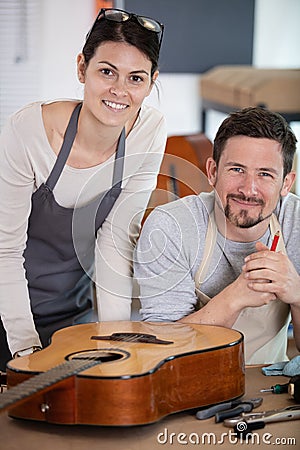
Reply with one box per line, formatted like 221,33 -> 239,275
1,321 -> 244,426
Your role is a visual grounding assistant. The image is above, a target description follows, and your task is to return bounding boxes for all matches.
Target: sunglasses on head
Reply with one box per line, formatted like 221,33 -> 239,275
86,8 -> 164,49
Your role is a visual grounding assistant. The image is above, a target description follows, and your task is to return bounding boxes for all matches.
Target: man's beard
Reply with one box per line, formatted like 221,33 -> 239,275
224,193 -> 271,228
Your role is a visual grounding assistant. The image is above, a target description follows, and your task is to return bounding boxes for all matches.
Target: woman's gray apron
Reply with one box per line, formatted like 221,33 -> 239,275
0,102 -> 125,363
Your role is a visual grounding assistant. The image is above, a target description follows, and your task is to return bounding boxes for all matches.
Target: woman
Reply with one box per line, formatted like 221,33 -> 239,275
0,8 -> 167,369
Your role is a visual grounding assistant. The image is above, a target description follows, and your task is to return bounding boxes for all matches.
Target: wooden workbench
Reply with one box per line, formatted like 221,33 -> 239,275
1,365 -> 299,450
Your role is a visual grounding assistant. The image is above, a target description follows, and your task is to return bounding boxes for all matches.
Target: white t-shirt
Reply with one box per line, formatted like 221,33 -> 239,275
0,100 -> 167,354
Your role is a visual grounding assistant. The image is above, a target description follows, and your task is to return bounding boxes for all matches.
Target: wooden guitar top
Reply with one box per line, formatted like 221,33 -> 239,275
5,321 -> 245,426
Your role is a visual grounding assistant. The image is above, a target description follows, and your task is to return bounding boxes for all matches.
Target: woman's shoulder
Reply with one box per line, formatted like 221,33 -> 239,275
127,103 -> 167,145
0,102 -> 45,145
7,101 -> 42,127
41,99 -> 80,115
139,103 -> 165,124
129,104 -> 166,134
7,99 -> 79,131
41,100 -> 80,140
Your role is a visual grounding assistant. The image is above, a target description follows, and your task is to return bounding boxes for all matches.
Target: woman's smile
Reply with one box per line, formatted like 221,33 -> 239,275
103,99 -> 129,112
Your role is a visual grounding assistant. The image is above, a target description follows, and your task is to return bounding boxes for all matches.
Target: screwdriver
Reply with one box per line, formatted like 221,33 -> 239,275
260,382 -> 289,394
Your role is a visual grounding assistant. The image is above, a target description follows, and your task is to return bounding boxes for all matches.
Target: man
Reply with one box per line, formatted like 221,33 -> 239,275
134,107 -> 300,364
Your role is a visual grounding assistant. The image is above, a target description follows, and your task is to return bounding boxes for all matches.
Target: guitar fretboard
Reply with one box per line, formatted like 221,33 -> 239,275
0,358 -> 100,412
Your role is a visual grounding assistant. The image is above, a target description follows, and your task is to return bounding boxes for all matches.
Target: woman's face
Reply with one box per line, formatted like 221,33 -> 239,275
77,41 -> 158,128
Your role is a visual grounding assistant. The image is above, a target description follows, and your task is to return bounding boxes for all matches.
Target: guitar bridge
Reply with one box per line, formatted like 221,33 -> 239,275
91,332 -> 174,345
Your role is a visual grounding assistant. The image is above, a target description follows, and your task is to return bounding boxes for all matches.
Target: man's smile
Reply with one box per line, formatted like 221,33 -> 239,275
227,194 -> 264,208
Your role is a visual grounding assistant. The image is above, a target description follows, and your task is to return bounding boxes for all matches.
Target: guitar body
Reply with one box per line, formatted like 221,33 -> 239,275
6,321 -> 244,426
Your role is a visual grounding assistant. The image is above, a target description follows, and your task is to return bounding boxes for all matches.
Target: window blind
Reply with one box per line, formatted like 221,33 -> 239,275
0,0 -> 41,130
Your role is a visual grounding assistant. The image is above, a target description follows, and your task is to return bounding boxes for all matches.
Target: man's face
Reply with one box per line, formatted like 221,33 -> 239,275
207,136 -> 293,231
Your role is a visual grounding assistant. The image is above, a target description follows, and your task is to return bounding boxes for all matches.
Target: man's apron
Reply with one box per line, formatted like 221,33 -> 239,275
1,102 -> 125,354
194,212 -> 290,364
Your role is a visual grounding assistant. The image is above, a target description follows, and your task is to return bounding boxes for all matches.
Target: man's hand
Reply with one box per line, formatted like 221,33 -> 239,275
181,270 -> 276,329
223,270 -> 276,311
243,241 -> 300,306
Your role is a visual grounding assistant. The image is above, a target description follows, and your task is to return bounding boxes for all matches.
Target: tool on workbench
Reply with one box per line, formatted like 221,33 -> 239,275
260,382 -> 289,394
288,375 -> 300,402
196,398 -> 245,420
214,398 -> 263,423
261,374 -> 300,401
196,398 -> 263,422
223,404 -> 300,428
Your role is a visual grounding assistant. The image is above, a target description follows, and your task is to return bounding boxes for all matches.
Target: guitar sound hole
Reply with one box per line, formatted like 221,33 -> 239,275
67,349 -> 129,363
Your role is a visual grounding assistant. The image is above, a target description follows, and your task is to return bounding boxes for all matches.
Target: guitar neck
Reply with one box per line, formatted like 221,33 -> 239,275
0,358 -> 100,413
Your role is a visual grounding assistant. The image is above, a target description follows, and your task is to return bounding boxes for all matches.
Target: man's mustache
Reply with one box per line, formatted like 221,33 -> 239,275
226,193 -> 265,206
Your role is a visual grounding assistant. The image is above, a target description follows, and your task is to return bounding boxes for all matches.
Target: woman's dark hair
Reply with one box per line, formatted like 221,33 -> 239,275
213,106 -> 297,178
82,19 -> 160,78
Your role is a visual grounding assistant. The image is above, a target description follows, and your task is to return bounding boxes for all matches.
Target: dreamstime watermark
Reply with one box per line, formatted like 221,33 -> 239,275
156,425 -> 297,446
